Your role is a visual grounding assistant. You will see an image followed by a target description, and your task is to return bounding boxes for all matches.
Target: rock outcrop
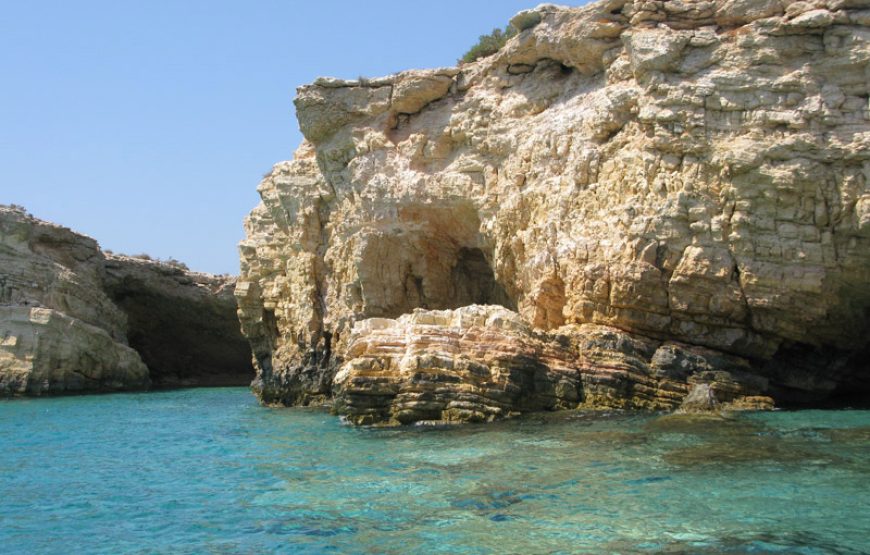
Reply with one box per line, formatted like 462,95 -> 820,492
239,0 -> 870,423
0,206 -> 253,396
334,305 -> 770,425
0,206 -> 150,395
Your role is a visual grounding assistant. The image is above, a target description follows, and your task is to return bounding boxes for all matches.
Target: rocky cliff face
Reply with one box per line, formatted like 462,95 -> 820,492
0,206 -> 253,396
238,0 -> 870,424
0,207 -> 150,395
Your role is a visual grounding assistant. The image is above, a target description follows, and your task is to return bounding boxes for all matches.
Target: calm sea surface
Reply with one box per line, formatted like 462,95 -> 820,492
1,388 -> 868,554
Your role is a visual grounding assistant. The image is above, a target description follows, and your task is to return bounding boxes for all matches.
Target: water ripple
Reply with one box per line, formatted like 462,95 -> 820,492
1,389 -> 868,554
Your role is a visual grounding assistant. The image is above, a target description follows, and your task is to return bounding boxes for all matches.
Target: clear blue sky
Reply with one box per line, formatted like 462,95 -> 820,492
1,1 -> 582,275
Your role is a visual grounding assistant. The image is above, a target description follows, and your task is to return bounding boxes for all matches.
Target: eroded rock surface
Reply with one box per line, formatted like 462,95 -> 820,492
0,206 -> 150,395
239,0 -> 870,423
0,306 -> 150,395
1,206 -> 253,396
334,305 -> 770,425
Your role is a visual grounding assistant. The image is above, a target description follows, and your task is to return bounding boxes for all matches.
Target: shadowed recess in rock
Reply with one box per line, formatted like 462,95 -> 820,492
356,202 -> 516,319
1,205 -> 255,395
103,259 -> 255,388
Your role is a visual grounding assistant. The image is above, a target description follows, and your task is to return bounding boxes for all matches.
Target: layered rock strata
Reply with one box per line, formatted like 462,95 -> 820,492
239,0 -> 870,423
334,305 -> 770,425
0,206 -> 149,395
0,206 -> 253,396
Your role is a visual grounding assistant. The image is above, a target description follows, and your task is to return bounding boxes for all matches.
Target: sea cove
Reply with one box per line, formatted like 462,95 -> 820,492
5,0 -> 870,552
1,388 -> 868,554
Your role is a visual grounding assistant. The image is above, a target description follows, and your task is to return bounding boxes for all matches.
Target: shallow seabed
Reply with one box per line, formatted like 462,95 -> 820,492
1,388 -> 868,554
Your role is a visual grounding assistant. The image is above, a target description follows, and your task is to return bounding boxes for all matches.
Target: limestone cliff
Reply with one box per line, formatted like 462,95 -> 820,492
0,206 -> 253,396
239,0 -> 870,423
0,206 -> 150,395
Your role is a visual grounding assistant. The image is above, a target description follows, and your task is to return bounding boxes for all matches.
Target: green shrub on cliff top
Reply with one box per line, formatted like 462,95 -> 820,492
459,25 -> 517,64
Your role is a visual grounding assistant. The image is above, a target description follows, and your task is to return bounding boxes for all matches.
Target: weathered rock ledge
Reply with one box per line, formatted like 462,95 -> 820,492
0,206 -> 254,396
239,0 -> 870,424
334,305 -> 771,425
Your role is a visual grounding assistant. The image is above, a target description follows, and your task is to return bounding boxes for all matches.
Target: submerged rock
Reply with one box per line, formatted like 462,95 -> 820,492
239,0 -> 870,422
0,206 -> 253,396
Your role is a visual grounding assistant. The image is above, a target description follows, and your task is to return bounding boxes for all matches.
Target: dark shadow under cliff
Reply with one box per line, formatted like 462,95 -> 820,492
103,259 -> 254,388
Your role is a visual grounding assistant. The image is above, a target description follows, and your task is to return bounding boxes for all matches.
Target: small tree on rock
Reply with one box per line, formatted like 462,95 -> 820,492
459,25 -> 517,64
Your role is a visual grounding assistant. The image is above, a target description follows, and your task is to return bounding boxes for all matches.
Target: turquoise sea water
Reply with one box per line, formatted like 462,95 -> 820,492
1,388 -> 868,554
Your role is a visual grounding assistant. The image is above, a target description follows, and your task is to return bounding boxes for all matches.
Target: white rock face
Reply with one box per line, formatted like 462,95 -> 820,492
0,206 -> 253,395
0,206 -> 150,394
239,0 -> 870,418
0,306 -> 149,395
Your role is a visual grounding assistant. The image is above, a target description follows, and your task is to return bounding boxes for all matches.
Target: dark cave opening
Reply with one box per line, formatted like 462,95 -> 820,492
449,247 -> 516,311
108,284 -> 255,388
365,243 -> 515,319
763,341 -> 870,408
